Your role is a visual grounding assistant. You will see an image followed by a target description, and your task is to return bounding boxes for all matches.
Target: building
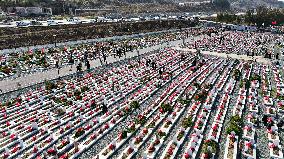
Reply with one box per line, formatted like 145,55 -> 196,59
7,7 -> 52,16
225,24 -> 257,32
178,1 -> 211,7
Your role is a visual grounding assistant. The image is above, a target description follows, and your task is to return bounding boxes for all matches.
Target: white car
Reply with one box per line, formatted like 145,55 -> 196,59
47,20 -> 59,26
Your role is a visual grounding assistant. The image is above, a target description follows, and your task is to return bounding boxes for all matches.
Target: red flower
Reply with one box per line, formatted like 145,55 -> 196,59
47,148 -> 55,154
3,152 -> 9,159
90,134 -> 96,140
143,128 -> 148,134
11,145 -> 19,153
127,147 -> 134,154
109,144 -> 115,150
184,153 -> 190,159
60,128 -> 64,134
104,124 -> 109,130
32,136 -> 37,141
167,148 -> 173,155
27,126 -> 33,132
33,146 -> 38,153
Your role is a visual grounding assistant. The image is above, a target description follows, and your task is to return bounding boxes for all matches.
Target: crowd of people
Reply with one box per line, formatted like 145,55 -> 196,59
0,29 -> 195,80
186,30 -> 284,58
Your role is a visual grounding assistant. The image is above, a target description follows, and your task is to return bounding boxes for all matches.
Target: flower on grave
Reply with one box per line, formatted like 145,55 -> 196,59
47,148 -> 56,155
111,118 -> 116,124
194,95 -> 199,100
69,112 -> 74,117
184,152 -> 190,159
154,137 -> 160,145
229,134 -> 235,140
269,143 -> 276,149
85,124 -> 91,130
60,127 -> 64,134
98,128 -> 104,134
148,144 -> 155,153
44,118 -> 49,124
202,153 -> 210,158
108,144 -> 115,150
246,142 -> 252,148
11,145 -> 19,153
33,146 -> 38,153
104,124 -> 109,130
216,114 -> 222,121
62,139 -> 68,146
124,106 -> 130,112
143,128 -> 148,134
59,153 -> 68,159
10,134 -> 17,140
6,121 -> 10,126
267,117 -> 273,124
3,152 -> 9,159
135,136 -> 142,144
167,148 -> 173,155
90,134 -> 97,140
159,108 -> 164,113
244,126 -> 251,131
53,121 -> 59,126
27,126 -> 33,132
118,131 -> 127,140
212,124 -> 218,131
157,129 -> 166,137
32,136 -> 37,141
65,124 -> 71,130
267,128 -> 273,134
47,136 -> 53,143
127,147 -> 134,154
76,118 -> 81,124
75,127 -> 85,138
88,111 -> 94,116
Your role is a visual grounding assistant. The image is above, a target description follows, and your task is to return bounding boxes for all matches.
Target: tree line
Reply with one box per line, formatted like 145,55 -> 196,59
216,6 -> 284,27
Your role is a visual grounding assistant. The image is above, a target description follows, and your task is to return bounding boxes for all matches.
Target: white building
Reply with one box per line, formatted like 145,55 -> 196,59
225,24 -> 257,32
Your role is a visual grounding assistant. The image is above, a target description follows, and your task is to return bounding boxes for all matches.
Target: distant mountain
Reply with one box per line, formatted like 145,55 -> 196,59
229,0 -> 284,10
1,0 -> 284,15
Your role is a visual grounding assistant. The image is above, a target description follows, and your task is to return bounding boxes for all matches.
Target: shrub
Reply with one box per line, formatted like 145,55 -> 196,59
226,115 -> 243,136
81,86 -> 89,92
233,69 -> 241,81
181,116 -> 193,128
45,81 -> 57,90
160,103 -> 173,112
130,101 -> 139,109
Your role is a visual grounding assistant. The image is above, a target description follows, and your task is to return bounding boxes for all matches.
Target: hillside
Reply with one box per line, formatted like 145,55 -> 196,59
229,0 -> 284,11
0,0 -> 283,15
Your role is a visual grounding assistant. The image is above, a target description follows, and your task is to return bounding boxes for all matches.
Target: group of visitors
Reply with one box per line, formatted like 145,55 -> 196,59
187,30 -> 284,58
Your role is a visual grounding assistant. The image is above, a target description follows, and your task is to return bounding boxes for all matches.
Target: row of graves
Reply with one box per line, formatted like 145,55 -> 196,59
0,45 -> 284,159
